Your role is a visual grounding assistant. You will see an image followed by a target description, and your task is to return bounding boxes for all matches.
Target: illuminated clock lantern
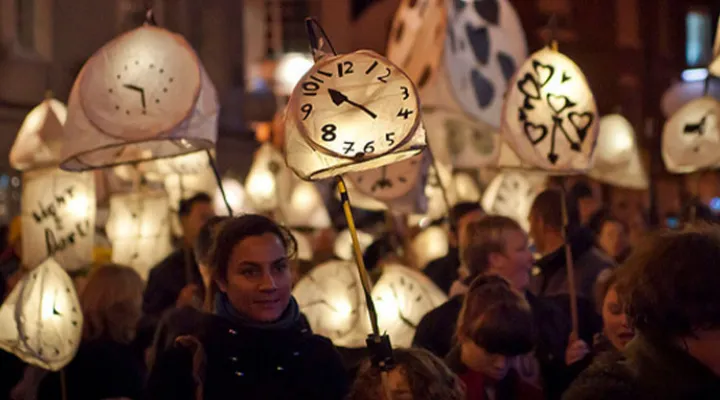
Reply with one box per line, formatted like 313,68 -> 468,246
60,25 -> 218,171
662,96 -> 720,174
481,172 -> 541,232
284,50 -> 426,180
502,47 -> 599,172
0,258 -> 83,371
423,106 -> 499,168
589,115 -> 648,190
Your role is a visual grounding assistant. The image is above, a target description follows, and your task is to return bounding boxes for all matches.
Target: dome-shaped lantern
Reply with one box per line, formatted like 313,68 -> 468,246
10,98 -> 68,171
662,96 -> 720,174
589,114 -> 648,189
481,172 -> 542,232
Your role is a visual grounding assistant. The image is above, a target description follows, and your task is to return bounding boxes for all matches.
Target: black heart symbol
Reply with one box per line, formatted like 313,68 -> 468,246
466,25 -> 490,65
568,112 -> 595,142
547,93 -> 576,115
471,70 -> 495,108
497,52 -> 517,83
523,122 -> 548,144
473,0 -> 499,25
517,73 -> 540,100
532,61 -> 554,87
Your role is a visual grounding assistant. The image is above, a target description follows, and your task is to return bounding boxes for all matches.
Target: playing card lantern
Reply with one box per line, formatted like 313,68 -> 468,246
245,143 -> 292,212
589,115 -> 648,189
481,172 -> 540,232
105,191 -> 173,280
662,97 -> 720,174
502,47 -> 599,172
424,106 -> 499,168
60,26 -> 218,171
411,226 -> 449,269
10,98 -> 67,171
292,260 -> 366,347
334,229 -> 374,262
284,50 -> 426,180
284,181 -> 331,229
0,258 -> 83,371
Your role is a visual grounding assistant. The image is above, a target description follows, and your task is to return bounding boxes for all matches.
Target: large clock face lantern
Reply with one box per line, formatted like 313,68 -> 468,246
662,96 -> 720,174
60,25 -> 218,171
285,50 -> 426,180
502,47 -> 599,172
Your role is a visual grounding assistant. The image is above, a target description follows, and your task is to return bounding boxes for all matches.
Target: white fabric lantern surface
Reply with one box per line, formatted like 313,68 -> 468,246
245,143 -> 292,212
106,191 -> 173,280
454,172 -> 482,202
292,260 -> 366,347
412,226 -> 449,269
284,50 -> 426,180
589,115 -> 648,189
386,0 -> 447,90
424,106 -> 499,168
21,168 -> 96,271
60,26 -> 218,171
502,48 -> 599,172
0,258 -> 83,371
283,181 -> 331,229
334,229 -> 375,262
444,0 -> 528,128
662,97 -> 720,174
290,230 -> 314,262
10,98 -> 68,171
214,178 -> 252,216
481,172 -> 541,232
710,18 -> 720,77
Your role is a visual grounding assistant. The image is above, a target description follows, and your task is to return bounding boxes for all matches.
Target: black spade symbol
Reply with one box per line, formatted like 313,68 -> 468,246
532,61 -> 555,87
473,0 -> 499,25
523,122 -> 548,144
471,70 -> 495,108
561,71 -> 572,83
497,52 -> 517,83
417,65 -> 432,88
548,152 -> 559,164
466,24 -> 490,65
547,94 -> 576,115
568,112 -> 595,142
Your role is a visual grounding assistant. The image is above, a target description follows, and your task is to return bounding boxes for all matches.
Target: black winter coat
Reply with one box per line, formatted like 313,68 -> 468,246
146,314 -> 349,400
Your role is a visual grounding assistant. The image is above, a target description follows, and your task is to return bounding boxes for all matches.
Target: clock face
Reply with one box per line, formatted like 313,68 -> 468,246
292,51 -> 420,159
346,153 -> 426,201
662,97 -> 720,173
79,27 -> 202,141
481,172 -> 537,232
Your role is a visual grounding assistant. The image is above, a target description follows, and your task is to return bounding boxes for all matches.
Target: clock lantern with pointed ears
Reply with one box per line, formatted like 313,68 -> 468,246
662,96 -> 720,174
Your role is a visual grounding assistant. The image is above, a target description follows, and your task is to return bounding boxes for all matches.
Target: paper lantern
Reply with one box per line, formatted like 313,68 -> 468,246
106,191 -> 173,280
334,229 -> 374,261
0,258 -> 83,371
214,178 -> 252,216
284,50 -> 426,180
411,155 -> 457,225
283,181 -> 331,229
662,97 -> 720,174
481,172 -> 540,232
710,17 -> 720,77
502,47 -> 599,172
589,115 -> 648,189
60,26 -> 218,171
386,0 -> 447,90
245,143 -> 292,212
661,80 -> 720,118
443,0 -> 528,128
276,53 -> 315,96
367,264 -> 447,348
292,260 -> 366,347
412,226 -> 449,269
10,98 -> 68,171
290,230 -> 314,262
454,172 -> 482,202
424,106 -> 500,168
21,168 -> 96,271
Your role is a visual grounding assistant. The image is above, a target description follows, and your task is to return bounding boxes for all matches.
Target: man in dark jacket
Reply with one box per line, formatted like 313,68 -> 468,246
564,227 -> 720,400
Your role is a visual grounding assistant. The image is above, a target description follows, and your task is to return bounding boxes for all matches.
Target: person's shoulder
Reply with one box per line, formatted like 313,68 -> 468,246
147,248 -> 185,276
563,351 -> 640,400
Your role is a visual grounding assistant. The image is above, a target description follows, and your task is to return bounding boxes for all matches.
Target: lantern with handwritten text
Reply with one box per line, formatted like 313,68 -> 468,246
662,97 -> 720,173
589,115 -> 648,189
0,258 -> 83,371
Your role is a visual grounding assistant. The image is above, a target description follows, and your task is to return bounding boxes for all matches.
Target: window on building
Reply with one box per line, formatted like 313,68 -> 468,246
686,9 -> 712,67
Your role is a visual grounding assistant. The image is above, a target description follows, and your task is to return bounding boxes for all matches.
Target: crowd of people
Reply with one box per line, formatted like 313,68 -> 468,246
1,182 -> 720,399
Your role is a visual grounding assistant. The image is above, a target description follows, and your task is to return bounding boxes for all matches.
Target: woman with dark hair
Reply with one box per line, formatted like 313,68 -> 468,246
588,209 -> 630,263
146,214 -> 349,400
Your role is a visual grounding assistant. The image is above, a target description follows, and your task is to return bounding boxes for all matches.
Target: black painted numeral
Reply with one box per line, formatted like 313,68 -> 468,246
378,67 -> 392,83
385,132 -> 396,146
302,81 -> 320,96
317,69 -> 333,77
321,124 -> 337,142
365,61 -> 379,74
397,108 -> 414,119
401,86 -> 409,100
301,104 -> 312,120
337,61 -> 354,77
363,141 -> 375,153
343,141 -> 355,154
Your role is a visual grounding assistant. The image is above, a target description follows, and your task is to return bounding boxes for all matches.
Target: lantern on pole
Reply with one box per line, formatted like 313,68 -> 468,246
411,226 -> 449,269
0,258 -> 83,371
10,98 -> 67,171
245,143 -> 292,212
481,172 -> 541,232
589,115 -> 648,189
662,97 -> 720,174
283,181 -> 331,229
214,178 -> 251,216
709,17 -> 720,77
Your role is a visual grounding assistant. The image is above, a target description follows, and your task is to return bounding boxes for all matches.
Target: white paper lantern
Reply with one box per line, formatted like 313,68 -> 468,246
589,115 -> 648,189
60,26 -> 218,171
21,168 -> 96,271
214,178 -> 252,216
386,0 -> 447,90
283,181 -> 331,229
10,98 -> 68,171
412,226 -> 449,269
245,143 -> 292,212
424,106 -> 500,168
481,172 -> 540,232
0,258 -> 83,371
411,155 -> 457,225
334,229 -> 375,262
284,50 -> 426,180
454,172 -> 482,202
290,230 -> 314,262
276,53 -> 315,96
443,0 -> 528,128
367,264 -> 447,348
662,96 -> 720,174
292,260 -> 366,347
106,191 -> 173,280
502,47 -> 599,172
710,18 -> 720,77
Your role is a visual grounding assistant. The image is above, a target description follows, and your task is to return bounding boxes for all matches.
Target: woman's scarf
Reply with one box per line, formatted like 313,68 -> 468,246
214,292 -> 301,331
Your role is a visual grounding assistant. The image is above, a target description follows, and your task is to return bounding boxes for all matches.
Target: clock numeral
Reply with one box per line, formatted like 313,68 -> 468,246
337,61 -> 354,77
377,67 -> 392,83
310,75 -> 325,83
343,141 -> 355,154
317,69 -> 333,77
301,104 -> 313,121
385,132 -> 396,146
363,141 -> 375,154
321,124 -> 337,142
400,86 -> 409,100
365,61 -> 379,75
302,81 -> 320,96
397,108 -> 414,119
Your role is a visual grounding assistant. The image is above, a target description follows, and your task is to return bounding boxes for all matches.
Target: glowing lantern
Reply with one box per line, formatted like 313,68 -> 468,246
710,18 -> 720,77
105,191 -> 173,280
283,181 -> 331,229
481,172 -> 541,232
453,172 -> 482,202
60,25 -> 218,171
334,229 -> 374,262
589,115 -> 648,189
245,143 -> 292,212
276,53 -> 315,96
502,47 -> 599,172
9,98 -> 67,171
412,226 -> 449,269
0,258 -> 83,371
284,50 -> 426,180
424,106 -> 500,168
293,260 -> 366,347
662,97 -> 720,173
290,230 -> 314,262
214,178 -> 251,216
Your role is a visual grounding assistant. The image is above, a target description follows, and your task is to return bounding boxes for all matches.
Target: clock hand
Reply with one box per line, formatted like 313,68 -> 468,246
122,84 -> 146,109
52,291 -> 61,316
328,89 -> 377,119
371,166 -> 393,192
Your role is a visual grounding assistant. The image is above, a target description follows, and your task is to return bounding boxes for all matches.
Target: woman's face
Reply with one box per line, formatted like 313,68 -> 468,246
217,233 -> 292,322
383,367 -> 413,400
598,220 -> 628,259
602,285 -> 634,350
460,339 -> 510,380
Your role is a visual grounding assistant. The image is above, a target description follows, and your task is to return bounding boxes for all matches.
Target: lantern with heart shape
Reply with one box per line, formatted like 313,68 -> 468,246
386,0 -> 448,90
245,143 -> 292,212
589,115 -> 648,190
60,25 -> 218,171
284,50 -> 426,180
481,171 -> 542,232
662,97 -> 720,174
0,258 -> 83,371
105,191 -> 173,280
502,47 -> 599,172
